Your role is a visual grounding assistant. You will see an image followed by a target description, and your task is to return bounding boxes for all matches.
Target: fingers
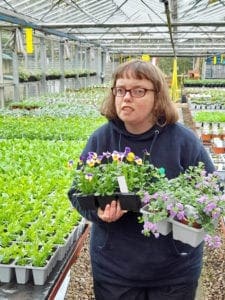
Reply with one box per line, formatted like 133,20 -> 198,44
109,200 -> 117,219
117,200 -> 128,215
103,200 -> 117,221
97,200 -> 127,223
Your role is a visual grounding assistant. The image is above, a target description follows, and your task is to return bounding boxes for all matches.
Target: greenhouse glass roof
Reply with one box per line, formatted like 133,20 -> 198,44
0,0 -> 225,57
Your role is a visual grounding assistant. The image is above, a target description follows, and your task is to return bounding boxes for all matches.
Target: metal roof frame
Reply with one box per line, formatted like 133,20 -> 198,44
0,0 -> 225,57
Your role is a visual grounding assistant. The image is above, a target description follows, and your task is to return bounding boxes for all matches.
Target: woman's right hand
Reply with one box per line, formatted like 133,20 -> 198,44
97,200 -> 127,223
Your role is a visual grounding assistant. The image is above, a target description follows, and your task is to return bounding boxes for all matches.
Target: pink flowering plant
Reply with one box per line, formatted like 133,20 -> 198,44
167,162 -> 225,247
139,190 -> 171,238
138,175 -> 172,238
72,147 -> 165,197
139,162 -> 225,248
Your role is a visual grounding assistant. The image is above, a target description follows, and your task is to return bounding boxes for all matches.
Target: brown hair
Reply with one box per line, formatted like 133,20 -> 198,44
100,59 -> 179,125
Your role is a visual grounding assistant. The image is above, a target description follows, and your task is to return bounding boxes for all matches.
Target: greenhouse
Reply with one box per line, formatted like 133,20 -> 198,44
0,0 -> 225,299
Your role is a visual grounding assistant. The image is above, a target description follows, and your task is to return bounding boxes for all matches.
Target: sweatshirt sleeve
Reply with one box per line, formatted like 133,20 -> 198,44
198,144 -> 215,174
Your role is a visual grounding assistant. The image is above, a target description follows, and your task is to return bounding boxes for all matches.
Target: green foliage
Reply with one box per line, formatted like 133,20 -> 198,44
0,116 -> 106,140
8,100 -> 45,109
18,69 -> 97,82
19,69 -> 41,82
0,86 -> 108,266
194,111 -> 225,123
187,88 -> 225,106
184,79 -> 225,87
0,138 -> 83,265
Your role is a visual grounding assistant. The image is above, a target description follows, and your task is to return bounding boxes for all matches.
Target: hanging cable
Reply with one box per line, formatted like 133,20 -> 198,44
160,0 -> 176,57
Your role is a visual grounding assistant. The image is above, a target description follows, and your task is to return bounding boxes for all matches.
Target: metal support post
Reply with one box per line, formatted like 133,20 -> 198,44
40,37 -> 46,94
12,50 -> 20,101
0,30 -> 4,108
59,41 -> 65,92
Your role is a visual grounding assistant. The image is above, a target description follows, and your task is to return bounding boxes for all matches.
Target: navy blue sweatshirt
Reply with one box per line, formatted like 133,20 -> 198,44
69,119 -> 215,287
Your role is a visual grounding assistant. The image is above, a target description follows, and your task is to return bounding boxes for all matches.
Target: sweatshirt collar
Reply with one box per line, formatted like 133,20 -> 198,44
111,118 -> 165,141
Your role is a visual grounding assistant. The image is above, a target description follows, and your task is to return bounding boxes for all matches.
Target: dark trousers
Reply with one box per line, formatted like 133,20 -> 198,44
93,279 -> 198,300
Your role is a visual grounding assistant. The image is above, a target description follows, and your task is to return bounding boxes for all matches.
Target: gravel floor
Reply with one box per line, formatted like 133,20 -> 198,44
65,232 -> 94,300
65,104 -> 225,300
201,224 -> 225,300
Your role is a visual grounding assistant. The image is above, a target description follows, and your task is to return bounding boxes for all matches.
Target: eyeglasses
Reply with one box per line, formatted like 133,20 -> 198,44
111,87 -> 155,98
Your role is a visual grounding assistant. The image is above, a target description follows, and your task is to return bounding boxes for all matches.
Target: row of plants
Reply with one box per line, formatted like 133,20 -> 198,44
193,111 -> 225,124
186,89 -> 225,131
19,69 -> 97,82
186,88 -> 225,107
7,100 -> 45,110
0,138 -> 83,266
184,79 -> 225,87
0,116 -> 105,140
1,87 -> 107,117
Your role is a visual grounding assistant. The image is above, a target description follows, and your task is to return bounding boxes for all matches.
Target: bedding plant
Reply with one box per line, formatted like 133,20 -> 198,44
139,162 -> 225,248
71,147 -> 165,199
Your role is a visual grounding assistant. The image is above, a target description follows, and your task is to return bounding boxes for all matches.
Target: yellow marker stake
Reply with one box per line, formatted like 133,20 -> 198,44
141,54 -> 150,62
25,28 -> 34,54
171,57 -> 178,101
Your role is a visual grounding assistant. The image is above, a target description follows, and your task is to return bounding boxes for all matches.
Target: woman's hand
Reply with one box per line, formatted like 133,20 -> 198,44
97,200 -> 127,223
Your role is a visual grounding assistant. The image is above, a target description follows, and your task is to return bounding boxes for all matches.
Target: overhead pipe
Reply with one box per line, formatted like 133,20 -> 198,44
160,0 -> 176,57
103,44 -> 225,48
69,30 -> 225,34
108,48 -> 225,52
84,36 -> 225,41
37,22 -> 225,28
107,53 -> 217,58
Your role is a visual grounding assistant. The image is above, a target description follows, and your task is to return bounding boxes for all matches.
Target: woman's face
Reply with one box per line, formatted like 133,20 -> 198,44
115,76 -> 156,134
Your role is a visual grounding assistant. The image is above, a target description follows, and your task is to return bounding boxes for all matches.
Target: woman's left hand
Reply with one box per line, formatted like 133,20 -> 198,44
97,200 -> 127,223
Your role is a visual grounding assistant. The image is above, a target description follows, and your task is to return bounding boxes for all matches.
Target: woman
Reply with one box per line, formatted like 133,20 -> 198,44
69,59 -> 215,300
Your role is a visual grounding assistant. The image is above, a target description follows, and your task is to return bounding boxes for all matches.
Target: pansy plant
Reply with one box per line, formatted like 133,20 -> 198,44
72,147 -> 165,196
